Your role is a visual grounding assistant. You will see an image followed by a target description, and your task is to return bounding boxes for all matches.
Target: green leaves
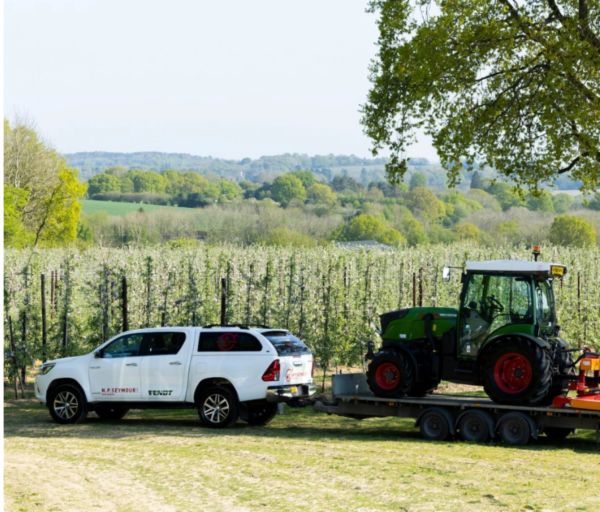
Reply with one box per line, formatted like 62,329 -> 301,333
4,121 -> 87,248
363,0 -> 600,190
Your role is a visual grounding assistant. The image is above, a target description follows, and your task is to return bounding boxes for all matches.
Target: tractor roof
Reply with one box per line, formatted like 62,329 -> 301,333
465,260 -> 567,277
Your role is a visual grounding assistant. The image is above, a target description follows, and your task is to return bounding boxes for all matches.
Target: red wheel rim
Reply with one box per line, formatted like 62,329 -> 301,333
374,362 -> 401,391
493,352 -> 533,394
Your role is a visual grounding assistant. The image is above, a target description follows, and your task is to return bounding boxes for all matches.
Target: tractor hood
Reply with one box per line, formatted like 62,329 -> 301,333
380,307 -> 458,342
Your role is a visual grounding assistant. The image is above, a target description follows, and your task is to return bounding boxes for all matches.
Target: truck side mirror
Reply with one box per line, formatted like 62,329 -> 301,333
94,350 -> 103,358
442,266 -> 451,282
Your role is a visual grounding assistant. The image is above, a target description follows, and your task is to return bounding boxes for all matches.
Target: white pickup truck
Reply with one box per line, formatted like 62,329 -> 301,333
35,325 -> 315,428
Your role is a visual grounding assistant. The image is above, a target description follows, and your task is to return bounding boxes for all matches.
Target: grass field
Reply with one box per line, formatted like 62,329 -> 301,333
82,199 -> 194,216
4,397 -> 599,512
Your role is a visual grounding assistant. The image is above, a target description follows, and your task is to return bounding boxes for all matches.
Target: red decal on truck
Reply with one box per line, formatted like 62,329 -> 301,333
101,387 -> 137,395
285,369 -> 307,382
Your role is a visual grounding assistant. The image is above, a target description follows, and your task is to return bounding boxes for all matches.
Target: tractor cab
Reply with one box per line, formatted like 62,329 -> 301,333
457,260 -> 566,359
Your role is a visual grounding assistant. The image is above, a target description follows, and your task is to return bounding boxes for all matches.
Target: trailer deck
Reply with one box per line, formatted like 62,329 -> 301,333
314,373 -> 600,444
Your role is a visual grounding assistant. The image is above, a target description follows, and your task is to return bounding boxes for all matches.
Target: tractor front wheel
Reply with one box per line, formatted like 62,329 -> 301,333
482,337 -> 552,406
367,351 -> 414,398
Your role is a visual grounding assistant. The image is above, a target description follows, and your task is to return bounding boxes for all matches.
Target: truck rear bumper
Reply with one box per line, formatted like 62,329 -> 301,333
266,383 -> 316,403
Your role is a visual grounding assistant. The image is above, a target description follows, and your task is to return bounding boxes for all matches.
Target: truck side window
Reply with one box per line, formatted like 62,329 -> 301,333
140,332 -> 186,356
198,332 -> 262,352
102,333 -> 144,358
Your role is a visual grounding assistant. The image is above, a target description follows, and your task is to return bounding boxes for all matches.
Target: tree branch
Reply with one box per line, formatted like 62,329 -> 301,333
547,0 -> 564,21
558,155 -> 581,174
578,0 -> 600,53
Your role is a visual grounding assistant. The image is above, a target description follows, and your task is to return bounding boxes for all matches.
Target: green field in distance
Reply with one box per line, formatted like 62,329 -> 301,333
82,199 -> 193,216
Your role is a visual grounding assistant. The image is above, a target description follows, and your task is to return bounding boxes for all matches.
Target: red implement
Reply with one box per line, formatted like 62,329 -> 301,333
552,351 -> 600,411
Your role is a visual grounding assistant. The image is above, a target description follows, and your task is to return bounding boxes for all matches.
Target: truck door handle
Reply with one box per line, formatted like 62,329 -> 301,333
89,366 -> 100,370
169,361 -> 182,366
126,363 -> 138,367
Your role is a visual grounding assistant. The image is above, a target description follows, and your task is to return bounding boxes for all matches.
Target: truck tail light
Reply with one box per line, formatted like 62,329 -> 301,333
262,359 -> 280,382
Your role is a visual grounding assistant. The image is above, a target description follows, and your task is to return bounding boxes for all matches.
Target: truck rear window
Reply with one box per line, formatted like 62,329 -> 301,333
198,331 -> 263,352
262,331 -> 310,355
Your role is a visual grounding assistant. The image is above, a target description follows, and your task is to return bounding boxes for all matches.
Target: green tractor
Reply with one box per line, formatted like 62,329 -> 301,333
366,257 -> 573,406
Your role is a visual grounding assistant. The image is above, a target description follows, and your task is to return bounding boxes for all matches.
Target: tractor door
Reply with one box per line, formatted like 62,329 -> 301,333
458,274 -> 534,358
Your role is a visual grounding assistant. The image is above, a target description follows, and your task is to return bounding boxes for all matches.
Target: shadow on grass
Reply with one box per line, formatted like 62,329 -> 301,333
5,399 -> 599,453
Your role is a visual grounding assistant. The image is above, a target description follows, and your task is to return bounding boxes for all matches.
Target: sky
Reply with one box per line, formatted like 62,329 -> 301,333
4,0 -> 437,160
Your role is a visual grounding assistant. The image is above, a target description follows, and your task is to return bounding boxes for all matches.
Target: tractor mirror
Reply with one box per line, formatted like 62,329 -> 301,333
442,266 -> 451,282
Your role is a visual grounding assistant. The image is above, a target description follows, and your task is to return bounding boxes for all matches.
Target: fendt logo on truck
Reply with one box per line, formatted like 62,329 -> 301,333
148,390 -> 173,396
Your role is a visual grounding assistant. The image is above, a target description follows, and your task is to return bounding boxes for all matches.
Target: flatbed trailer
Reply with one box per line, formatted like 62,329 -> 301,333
313,373 -> 600,445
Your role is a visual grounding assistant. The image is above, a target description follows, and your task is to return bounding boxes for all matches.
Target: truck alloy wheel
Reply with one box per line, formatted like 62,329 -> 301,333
48,384 -> 87,424
197,386 -> 239,428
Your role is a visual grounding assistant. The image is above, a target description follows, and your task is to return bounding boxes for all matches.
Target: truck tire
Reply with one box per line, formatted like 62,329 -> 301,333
197,386 -> 239,428
48,383 -> 87,424
482,337 -> 552,405
367,351 -> 414,398
94,405 -> 129,420
244,401 -> 278,426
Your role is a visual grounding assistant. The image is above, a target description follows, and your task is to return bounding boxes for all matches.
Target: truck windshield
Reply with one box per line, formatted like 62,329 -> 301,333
261,331 -> 310,355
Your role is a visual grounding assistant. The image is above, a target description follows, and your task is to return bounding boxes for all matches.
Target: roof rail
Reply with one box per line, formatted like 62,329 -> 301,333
203,323 -> 250,329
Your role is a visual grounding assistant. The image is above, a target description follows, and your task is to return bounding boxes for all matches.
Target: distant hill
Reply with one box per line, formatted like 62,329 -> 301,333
64,151 -> 581,190
65,151 -> 450,185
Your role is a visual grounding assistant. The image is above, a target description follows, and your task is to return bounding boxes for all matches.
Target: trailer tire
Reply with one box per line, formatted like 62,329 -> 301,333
457,410 -> 494,443
418,407 -> 453,441
482,337 -> 552,405
497,412 -> 532,446
367,351 -> 414,398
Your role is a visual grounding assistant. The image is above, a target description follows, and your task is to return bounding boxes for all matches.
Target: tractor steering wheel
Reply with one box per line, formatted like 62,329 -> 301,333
486,295 -> 504,312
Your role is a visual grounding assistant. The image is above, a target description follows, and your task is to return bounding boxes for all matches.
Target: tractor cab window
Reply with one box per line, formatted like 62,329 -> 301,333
459,274 -> 533,357
535,280 -> 555,333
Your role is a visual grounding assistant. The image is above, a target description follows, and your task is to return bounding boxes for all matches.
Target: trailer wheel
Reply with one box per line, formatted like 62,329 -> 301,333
497,412 -> 532,446
544,427 -> 573,442
418,407 -> 452,441
367,351 -> 414,398
457,410 -> 494,443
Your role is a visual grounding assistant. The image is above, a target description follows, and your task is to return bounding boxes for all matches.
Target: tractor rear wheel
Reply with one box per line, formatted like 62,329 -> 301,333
367,351 -> 414,398
482,337 -> 552,406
